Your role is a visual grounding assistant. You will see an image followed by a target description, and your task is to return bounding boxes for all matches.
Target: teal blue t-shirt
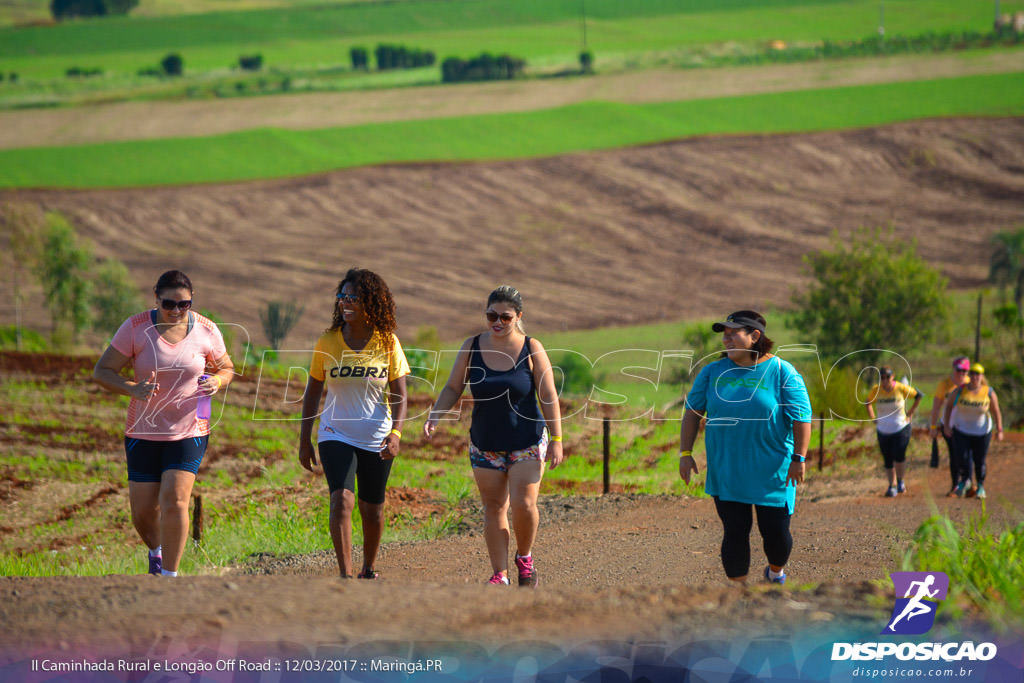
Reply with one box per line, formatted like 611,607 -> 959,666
685,356 -> 812,513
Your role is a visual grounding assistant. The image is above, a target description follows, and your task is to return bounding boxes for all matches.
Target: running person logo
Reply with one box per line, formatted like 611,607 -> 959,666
884,571 -> 949,635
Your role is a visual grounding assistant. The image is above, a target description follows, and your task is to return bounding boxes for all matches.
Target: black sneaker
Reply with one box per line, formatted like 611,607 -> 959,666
148,553 -> 162,575
356,568 -> 380,579
515,555 -> 537,588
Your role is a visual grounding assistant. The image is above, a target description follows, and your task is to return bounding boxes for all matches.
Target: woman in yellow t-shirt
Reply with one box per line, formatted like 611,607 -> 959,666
866,366 -> 922,498
298,269 -> 410,579
943,364 -> 1004,500
929,356 -> 970,496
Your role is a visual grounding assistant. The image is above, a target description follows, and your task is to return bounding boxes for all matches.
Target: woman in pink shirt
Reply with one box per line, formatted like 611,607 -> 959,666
93,270 -> 234,577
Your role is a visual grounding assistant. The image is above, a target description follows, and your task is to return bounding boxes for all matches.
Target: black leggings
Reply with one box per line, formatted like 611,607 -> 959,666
713,497 -> 793,579
952,428 -> 991,486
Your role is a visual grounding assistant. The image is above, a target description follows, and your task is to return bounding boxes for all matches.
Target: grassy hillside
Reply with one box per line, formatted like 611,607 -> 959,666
1,0 -> 1019,80
1,71 -> 1021,188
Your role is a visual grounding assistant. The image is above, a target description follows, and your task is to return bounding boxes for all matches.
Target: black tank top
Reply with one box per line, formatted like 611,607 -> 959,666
468,335 -> 545,452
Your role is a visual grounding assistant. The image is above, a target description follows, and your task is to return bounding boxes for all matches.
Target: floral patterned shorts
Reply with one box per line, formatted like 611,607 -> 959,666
469,430 -> 549,472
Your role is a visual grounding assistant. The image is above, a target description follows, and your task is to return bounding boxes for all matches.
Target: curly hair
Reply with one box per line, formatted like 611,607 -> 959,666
328,268 -> 397,350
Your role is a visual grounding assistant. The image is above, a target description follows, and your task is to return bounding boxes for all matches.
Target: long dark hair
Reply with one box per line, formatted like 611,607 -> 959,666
328,268 -> 397,350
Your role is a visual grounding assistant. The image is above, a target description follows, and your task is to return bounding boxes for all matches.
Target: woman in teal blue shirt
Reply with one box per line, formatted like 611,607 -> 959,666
679,310 -> 812,585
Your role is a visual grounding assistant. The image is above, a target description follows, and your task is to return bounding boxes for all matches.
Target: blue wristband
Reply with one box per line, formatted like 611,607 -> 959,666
791,454 -> 806,463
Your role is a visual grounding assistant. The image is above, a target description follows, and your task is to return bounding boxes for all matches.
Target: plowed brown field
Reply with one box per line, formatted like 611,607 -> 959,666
3,117 -> 1023,349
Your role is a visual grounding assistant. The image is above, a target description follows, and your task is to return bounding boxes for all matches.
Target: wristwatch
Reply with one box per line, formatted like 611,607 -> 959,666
791,454 -> 806,463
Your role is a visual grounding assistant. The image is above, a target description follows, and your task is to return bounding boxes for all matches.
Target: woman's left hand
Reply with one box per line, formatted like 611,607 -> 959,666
381,432 -> 400,460
546,440 -> 564,470
199,374 -> 223,396
787,461 -> 804,486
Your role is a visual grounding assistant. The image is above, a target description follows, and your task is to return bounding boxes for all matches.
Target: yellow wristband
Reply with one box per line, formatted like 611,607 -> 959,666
679,450 -> 693,458
213,375 -> 222,389
550,435 -> 562,442
390,429 -> 402,438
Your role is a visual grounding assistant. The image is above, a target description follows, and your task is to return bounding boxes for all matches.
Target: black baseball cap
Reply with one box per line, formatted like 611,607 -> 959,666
712,310 -> 766,334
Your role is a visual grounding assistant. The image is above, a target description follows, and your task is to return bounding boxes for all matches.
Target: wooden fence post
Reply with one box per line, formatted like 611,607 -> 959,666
192,493 -> 203,544
818,411 -> 825,470
602,417 -> 610,495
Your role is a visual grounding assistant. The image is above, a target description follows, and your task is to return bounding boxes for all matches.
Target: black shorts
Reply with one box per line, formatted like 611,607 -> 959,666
319,440 -> 393,504
877,425 -> 911,468
125,436 -> 207,482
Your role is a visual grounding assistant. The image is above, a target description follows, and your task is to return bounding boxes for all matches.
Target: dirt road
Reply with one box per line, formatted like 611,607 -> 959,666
2,435 -> 1021,658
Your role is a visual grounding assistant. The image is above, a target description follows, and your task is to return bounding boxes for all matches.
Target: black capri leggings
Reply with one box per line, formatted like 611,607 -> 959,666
713,497 -> 793,579
952,428 -> 992,487
877,425 -> 911,469
318,440 -> 393,504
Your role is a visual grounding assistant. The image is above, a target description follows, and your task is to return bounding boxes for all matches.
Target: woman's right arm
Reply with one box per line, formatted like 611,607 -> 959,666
423,338 -> 473,440
298,376 -> 325,472
93,345 -> 156,401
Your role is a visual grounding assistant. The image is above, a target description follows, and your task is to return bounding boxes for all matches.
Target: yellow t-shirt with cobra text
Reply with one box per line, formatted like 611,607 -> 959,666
309,329 -> 410,451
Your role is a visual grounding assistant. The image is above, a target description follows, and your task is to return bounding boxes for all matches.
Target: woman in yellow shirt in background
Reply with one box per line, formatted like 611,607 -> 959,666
866,366 -> 922,498
943,363 -> 1004,500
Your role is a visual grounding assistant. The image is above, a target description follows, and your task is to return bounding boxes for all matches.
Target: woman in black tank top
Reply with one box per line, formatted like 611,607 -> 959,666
424,286 -> 564,588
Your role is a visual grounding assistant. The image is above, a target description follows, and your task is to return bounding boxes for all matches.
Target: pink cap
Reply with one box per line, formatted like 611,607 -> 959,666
953,357 -> 970,371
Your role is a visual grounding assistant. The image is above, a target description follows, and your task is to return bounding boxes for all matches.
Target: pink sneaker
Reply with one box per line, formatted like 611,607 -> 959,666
515,554 -> 537,588
487,572 -> 509,585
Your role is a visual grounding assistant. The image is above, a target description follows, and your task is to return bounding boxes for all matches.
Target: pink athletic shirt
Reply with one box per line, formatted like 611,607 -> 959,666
110,310 -> 228,440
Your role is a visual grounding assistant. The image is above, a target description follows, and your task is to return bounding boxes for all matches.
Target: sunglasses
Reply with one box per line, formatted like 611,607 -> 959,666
955,368 -> 969,373
160,298 -> 192,311
336,293 -> 360,303
485,310 -> 517,324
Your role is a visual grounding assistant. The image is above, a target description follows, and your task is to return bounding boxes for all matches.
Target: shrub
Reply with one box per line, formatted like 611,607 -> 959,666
579,50 -> 594,72
259,301 -> 304,350
0,325 -> 48,352
161,53 -> 183,77
137,67 -> 162,77
441,52 -> 526,83
238,54 -> 263,71
51,0 -> 137,20
374,44 -> 435,70
65,66 -> 103,78
790,227 -> 948,367
8,73 -> 17,83
92,258 -> 143,336
350,46 -> 369,71
551,352 -> 596,397
35,212 -> 93,347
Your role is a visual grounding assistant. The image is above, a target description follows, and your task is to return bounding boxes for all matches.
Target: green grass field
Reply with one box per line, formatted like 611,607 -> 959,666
1,0 -> 1020,81
2,70 -> 1022,188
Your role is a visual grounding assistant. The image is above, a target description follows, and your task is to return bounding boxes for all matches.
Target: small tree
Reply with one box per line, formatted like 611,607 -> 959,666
92,258 -> 143,335
161,53 -> 184,77
790,227 -> 948,366
51,0 -> 137,20
579,50 -> 594,73
238,54 -> 263,71
989,227 -> 1024,340
1,202 -> 45,351
260,300 -> 304,350
35,212 -> 94,347
350,46 -> 369,70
